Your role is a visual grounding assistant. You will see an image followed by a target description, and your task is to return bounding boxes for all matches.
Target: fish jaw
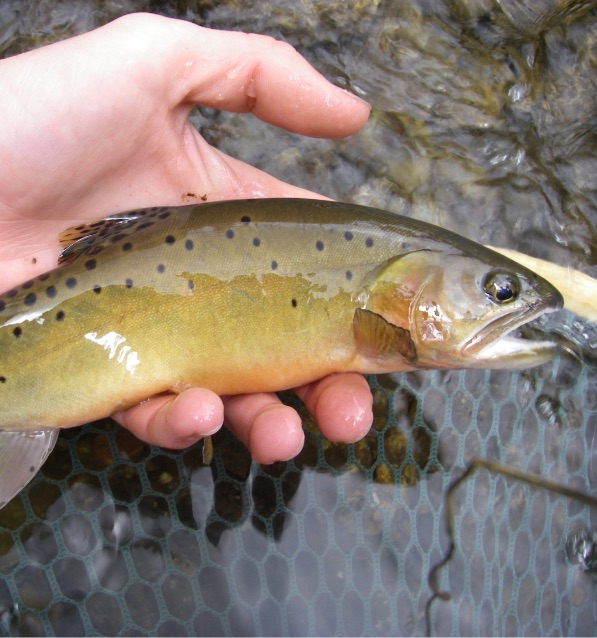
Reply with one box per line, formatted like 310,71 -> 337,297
471,334 -> 559,369
462,290 -> 563,368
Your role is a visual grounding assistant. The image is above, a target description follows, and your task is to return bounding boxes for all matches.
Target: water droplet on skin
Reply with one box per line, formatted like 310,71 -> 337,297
226,65 -> 241,80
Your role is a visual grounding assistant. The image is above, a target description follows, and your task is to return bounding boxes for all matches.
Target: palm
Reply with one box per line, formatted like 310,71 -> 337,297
0,13 -> 373,461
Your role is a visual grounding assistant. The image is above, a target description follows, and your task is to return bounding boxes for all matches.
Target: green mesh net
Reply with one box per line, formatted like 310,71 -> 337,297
0,313 -> 595,636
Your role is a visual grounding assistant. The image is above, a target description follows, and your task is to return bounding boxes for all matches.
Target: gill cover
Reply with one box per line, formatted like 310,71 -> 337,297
360,249 -> 562,369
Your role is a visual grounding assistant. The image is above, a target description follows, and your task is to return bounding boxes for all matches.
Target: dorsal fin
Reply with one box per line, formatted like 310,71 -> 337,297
57,210 -> 152,266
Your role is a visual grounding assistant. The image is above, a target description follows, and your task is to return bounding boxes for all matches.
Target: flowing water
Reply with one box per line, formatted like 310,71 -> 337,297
0,0 -> 596,635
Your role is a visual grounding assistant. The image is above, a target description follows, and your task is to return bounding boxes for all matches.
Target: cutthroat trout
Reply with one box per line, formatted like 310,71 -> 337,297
0,199 -> 563,506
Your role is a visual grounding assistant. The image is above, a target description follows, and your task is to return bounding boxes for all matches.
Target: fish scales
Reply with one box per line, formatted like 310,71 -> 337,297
0,201 -> 398,427
0,198 -> 563,431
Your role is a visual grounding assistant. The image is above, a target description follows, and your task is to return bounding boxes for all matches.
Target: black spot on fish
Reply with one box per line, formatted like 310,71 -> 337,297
46,286 -> 57,298
159,211 -> 171,219
21,281 -> 33,290
29,466 -> 34,473
138,222 -> 154,230
56,311 -> 65,321
185,239 -> 194,251
0,377 -> 6,384
241,215 -> 251,224
188,280 -> 195,291
365,237 -> 374,248
24,293 -> 37,306
271,260 -> 278,271
316,240 -> 324,251
157,264 -> 165,274
6,289 -> 17,299
110,233 -> 127,244
87,245 -> 104,256
90,221 -> 104,228
66,277 -> 77,289
344,231 -> 353,241
85,259 -> 97,271
291,299 -> 297,307
346,270 -> 353,281
13,327 -> 22,338
123,242 -> 133,252
253,238 -> 261,247
38,273 -> 50,281
93,285 -> 102,294
165,235 -> 175,245
226,229 -> 234,239
125,278 -> 133,288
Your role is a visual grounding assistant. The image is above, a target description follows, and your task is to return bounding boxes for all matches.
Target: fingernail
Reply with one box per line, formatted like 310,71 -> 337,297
341,87 -> 371,109
181,425 -> 221,444
205,417 -> 224,436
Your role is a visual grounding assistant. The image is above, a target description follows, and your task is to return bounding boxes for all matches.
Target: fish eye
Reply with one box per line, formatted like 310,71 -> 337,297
483,271 -> 520,305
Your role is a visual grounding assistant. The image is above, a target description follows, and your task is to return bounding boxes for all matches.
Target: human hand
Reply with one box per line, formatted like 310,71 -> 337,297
0,13 -> 373,462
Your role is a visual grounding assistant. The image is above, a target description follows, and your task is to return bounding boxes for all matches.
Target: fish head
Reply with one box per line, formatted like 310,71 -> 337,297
363,248 -> 563,369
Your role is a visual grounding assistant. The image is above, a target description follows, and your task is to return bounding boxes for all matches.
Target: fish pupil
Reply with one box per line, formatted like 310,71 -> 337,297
483,272 -> 520,305
496,286 -> 513,302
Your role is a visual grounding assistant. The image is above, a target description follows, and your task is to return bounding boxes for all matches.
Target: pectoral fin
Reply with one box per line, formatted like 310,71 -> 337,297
0,429 -> 58,508
202,436 -> 214,465
353,308 -> 418,364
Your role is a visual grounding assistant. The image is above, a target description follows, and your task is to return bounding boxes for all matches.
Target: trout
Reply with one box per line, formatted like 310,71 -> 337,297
0,199 -> 563,506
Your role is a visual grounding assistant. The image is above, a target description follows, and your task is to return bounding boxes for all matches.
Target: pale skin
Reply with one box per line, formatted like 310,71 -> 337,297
0,13 -> 374,463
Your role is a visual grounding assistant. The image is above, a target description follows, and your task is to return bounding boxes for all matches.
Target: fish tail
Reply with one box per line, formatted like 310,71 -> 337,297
0,429 -> 58,508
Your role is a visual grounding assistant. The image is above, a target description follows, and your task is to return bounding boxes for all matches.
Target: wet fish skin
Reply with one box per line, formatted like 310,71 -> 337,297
0,198 -> 563,432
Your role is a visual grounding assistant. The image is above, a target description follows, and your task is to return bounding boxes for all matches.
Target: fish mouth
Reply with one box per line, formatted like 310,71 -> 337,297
464,298 -> 562,368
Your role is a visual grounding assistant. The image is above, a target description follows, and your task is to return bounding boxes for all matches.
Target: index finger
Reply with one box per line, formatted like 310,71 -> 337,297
109,14 -> 371,138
